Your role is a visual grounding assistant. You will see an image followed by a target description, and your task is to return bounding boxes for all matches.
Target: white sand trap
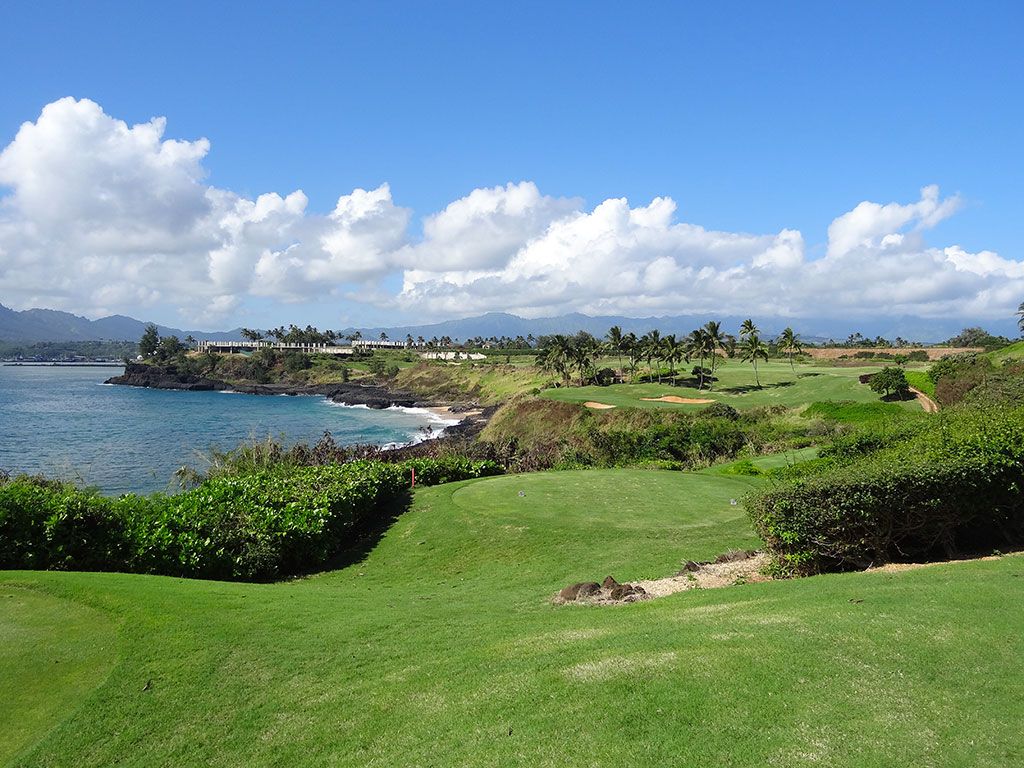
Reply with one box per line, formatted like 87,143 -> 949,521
584,401 -> 616,409
640,395 -> 716,404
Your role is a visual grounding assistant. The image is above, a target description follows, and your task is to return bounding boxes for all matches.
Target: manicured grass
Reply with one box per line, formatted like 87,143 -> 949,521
541,360 -> 924,413
3,469 -> 1023,766
801,400 -> 920,424
0,586 -> 117,765
904,370 -> 936,398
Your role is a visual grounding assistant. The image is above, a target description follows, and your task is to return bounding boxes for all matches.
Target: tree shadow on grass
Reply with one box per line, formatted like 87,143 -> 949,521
718,381 -> 796,395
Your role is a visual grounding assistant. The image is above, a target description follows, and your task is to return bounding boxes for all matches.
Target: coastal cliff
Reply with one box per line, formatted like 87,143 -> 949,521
106,363 -> 425,409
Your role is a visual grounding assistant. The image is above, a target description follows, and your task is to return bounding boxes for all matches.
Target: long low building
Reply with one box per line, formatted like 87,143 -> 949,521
196,340 -> 355,355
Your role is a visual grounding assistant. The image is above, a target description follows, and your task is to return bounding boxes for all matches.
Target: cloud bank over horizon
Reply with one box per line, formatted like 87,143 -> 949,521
1,98 -> 1021,330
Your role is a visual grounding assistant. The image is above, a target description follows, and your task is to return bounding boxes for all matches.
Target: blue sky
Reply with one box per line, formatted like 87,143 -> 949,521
0,1 -> 1021,333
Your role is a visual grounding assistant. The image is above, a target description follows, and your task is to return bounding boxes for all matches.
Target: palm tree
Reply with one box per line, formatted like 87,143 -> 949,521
739,318 -> 759,340
685,328 -> 711,390
571,337 -> 597,385
662,334 -> 684,385
1017,301 -> 1024,336
702,321 -> 731,388
778,327 -> 803,374
539,335 -> 573,386
605,325 -> 625,374
642,329 -> 662,382
740,334 -> 769,387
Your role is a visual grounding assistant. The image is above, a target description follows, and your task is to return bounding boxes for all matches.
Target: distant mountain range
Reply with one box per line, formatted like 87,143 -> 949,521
1,303 -> 1015,345
0,304 -> 243,343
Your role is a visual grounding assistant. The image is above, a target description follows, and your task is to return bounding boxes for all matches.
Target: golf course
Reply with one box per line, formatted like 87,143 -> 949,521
4,458 -> 1024,766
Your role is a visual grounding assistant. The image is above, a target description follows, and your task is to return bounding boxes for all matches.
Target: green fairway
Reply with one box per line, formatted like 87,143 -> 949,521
3,469 -> 1023,766
0,587 -> 118,765
540,360 -> 924,412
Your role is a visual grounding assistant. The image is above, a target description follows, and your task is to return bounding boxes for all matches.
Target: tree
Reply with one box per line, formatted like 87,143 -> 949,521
538,335 -> 574,386
777,327 -> 803,374
739,318 -> 759,340
702,321 -> 731,389
740,334 -> 769,387
662,334 -> 684,384
642,329 -> 662,382
869,367 -> 910,399
139,324 -> 159,358
184,335 -> 196,349
685,328 -> 711,390
605,325 -> 625,373
1018,302 -> 1024,336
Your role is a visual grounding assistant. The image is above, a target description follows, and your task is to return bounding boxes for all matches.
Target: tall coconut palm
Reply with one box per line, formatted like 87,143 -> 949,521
739,318 -> 759,340
685,328 -> 711,390
740,334 -> 769,388
642,329 -> 662,382
605,325 -> 625,374
571,336 -> 597,385
1017,301 -> 1024,336
702,321 -> 731,388
661,334 -> 684,384
539,335 -> 574,386
778,327 -> 803,374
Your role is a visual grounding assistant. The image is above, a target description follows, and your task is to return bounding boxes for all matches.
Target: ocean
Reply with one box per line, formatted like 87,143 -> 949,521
0,365 -> 453,495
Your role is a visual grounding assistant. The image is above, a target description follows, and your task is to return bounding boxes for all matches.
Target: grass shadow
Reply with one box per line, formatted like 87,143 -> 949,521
316,492 -> 414,574
718,381 -> 796,395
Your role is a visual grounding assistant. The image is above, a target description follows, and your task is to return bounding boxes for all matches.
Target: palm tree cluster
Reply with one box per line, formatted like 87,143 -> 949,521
591,320 -> 804,390
536,332 -> 602,386
598,322 -> 733,390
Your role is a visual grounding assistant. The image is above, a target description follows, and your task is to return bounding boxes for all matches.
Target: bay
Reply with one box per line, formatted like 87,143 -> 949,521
0,365 -> 451,495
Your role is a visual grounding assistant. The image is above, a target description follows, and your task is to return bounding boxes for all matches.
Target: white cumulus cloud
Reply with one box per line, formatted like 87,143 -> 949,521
0,98 -> 1020,330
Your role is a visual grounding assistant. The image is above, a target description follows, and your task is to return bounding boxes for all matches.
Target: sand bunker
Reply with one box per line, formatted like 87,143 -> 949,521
584,401 -> 616,409
640,395 -> 716,404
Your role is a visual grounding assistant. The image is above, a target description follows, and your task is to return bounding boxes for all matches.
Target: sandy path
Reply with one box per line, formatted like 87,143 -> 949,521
908,387 -> 939,413
640,395 -> 716,404
584,401 -> 616,409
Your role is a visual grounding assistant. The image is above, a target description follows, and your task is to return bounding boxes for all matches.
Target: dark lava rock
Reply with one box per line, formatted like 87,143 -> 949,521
105,363 -> 227,391
558,582 -> 602,602
609,584 -> 635,600
601,576 -> 620,590
714,549 -> 757,564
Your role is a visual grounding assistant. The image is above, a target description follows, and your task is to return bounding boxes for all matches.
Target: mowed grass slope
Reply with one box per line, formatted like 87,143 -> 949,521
3,469 -> 1023,767
541,360 -> 925,412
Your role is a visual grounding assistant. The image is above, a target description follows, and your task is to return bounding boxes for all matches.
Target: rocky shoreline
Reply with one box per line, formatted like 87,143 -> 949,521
104,363 -> 493,439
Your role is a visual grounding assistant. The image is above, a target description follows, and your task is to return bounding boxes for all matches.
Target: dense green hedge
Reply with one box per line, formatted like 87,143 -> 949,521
747,406 -> 1024,575
0,457 -> 501,581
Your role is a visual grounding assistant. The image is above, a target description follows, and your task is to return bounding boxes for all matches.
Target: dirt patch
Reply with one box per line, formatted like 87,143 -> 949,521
804,346 -> 983,361
868,550 -> 1021,574
908,387 -> 939,413
583,401 -> 616,409
639,395 -> 716,404
554,551 -> 771,605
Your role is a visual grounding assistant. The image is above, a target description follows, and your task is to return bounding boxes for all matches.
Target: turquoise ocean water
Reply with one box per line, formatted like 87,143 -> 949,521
0,365 -> 450,495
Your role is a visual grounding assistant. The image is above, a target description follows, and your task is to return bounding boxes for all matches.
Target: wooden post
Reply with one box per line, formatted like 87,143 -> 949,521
411,468 -> 416,488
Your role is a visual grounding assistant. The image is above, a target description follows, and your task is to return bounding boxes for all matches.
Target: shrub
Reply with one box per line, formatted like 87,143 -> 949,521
748,406 -> 1024,575
0,457 -> 503,581
868,367 -> 910,398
